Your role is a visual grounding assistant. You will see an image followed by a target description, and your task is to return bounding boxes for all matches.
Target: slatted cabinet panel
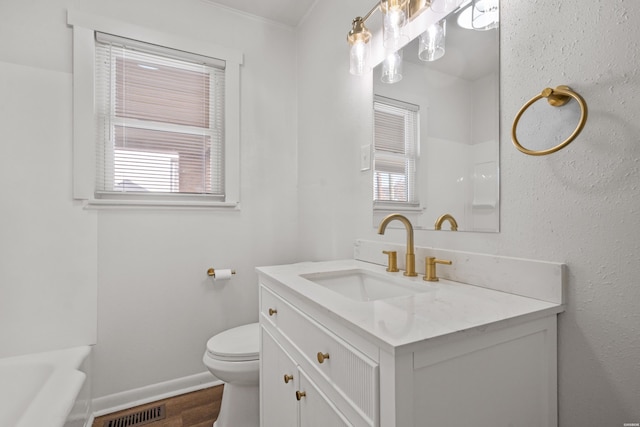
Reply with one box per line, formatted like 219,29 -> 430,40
298,370 -> 353,427
261,327 -> 298,426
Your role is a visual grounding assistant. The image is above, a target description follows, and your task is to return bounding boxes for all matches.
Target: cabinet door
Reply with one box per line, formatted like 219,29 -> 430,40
298,370 -> 353,427
261,327 -> 298,427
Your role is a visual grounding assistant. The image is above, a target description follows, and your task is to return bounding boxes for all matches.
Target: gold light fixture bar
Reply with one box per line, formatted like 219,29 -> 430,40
347,0 -> 431,39
362,2 -> 382,22
408,0 -> 433,20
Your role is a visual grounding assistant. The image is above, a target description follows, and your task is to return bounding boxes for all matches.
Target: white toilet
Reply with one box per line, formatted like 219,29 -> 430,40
203,322 -> 260,427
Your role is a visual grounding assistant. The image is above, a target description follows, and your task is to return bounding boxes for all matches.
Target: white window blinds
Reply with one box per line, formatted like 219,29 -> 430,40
373,96 -> 419,204
94,33 -> 226,199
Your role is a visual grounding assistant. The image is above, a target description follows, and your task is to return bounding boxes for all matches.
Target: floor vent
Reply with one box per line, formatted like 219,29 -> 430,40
103,404 -> 166,427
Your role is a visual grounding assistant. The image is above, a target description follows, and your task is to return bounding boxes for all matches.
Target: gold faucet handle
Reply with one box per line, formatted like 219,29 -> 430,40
424,257 -> 452,282
382,250 -> 399,272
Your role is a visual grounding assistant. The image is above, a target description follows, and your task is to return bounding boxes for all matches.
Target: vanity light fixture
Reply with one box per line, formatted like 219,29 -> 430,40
430,0 -> 459,13
347,0 -> 498,81
348,17 -> 373,75
381,0 -> 410,49
346,0 -> 419,81
381,49 -> 404,83
457,0 -> 499,30
472,0 -> 499,30
418,19 -> 446,61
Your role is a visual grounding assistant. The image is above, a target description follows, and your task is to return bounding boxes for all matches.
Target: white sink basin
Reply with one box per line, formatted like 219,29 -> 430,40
300,268 -> 432,302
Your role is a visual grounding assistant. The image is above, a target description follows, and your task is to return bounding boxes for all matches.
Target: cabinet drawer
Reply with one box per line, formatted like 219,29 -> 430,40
261,285 -> 378,425
260,284 -> 286,328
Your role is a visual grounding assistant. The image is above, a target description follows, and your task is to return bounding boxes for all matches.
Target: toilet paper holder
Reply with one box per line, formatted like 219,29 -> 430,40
207,268 -> 237,278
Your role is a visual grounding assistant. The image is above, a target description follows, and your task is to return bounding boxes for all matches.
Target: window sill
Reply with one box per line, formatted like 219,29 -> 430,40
373,204 -> 424,229
373,203 -> 423,213
83,198 -> 239,211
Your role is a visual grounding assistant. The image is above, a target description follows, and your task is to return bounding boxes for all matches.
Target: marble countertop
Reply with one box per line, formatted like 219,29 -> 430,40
257,259 -> 564,353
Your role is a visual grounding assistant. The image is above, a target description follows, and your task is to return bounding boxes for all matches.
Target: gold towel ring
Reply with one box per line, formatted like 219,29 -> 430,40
512,85 -> 588,156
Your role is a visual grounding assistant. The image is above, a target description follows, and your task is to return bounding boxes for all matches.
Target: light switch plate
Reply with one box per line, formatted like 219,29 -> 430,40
360,144 -> 371,171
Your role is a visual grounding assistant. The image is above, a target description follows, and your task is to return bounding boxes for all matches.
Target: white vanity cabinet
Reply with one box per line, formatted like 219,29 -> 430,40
261,328 -> 352,426
260,284 -> 378,427
260,326 -> 298,426
258,256 -> 564,427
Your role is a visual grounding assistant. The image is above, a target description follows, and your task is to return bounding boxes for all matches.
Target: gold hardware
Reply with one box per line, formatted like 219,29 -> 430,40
347,17 -> 371,46
382,250 -> 399,272
347,0 -> 432,45
296,390 -> 306,401
317,352 -> 330,364
283,374 -> 294,384
378,213 -> 418,277
268,308 -> 277,316
543,86 -> 572,107
381,0 -> 430,21
424,257 -> 452,282
408,0 -> 432,20
207,268 -> 237,277
434,214 -> 458,231
512,85 -> 588,156
380,0 -> 409,13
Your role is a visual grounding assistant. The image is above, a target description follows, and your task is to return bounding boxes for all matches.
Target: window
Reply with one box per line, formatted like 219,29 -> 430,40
68,11 -> 242,208
373,96 -> 419,206
95,33 -> 225,201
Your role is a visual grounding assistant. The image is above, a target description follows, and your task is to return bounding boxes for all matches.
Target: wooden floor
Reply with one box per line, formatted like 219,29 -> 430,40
92,385 -> 223,427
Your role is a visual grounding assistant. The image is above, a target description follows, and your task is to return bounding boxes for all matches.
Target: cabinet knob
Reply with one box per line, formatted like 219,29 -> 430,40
268,308 -> 277,316
295,390 -> 306,401
317,352 -> 330,364
283,374 -> 294,384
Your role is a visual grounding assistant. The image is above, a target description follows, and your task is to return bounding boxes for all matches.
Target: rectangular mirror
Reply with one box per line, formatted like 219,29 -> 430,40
372,1 -> 499,232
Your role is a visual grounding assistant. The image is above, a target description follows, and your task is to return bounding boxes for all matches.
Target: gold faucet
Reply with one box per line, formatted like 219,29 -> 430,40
377,213 -> 417,277
434,213 -> 458,231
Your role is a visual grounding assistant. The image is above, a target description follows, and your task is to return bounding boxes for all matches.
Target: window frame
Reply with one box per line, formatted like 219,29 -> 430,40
68,10 -> 243,209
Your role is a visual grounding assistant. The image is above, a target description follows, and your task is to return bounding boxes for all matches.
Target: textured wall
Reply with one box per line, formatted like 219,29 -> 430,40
499,1 -> 640,424
298,0 -> 640,425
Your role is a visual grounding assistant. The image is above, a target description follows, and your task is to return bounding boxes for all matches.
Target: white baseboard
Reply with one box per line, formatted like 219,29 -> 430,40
92,371 -> 222,418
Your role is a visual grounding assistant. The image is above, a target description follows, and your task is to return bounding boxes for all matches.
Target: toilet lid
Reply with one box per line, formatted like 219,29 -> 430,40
206,322 -> 259,362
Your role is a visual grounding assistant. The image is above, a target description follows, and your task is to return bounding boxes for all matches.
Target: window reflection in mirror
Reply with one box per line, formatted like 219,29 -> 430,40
373,96 -> 419,206
372,3 -> 499,232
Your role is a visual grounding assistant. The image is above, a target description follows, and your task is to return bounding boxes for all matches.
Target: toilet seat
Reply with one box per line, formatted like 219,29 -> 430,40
206,323 -> 259,362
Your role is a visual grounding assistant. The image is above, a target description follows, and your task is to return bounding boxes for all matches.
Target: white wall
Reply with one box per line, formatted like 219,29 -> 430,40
0,4 -> 97,357
0,0 -> 300,401
298,0 -> 640,425
469,74 -> 499,231
87,0 -> 299,399
472,72 -> 498,146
